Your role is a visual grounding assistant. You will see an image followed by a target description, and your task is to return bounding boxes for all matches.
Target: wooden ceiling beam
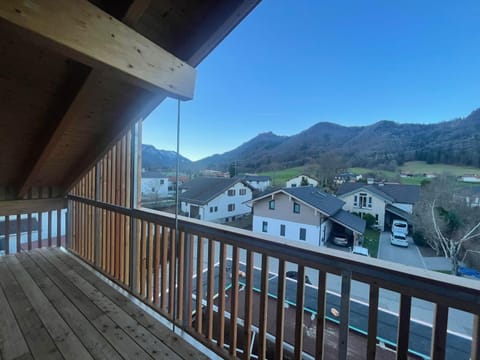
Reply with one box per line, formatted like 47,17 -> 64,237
16,0 -> 153,199
60,0 -> 262,194
0,0 -> 196,100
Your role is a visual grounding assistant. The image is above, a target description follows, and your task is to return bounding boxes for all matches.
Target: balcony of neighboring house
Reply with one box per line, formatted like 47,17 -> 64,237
1,1 -> 479,360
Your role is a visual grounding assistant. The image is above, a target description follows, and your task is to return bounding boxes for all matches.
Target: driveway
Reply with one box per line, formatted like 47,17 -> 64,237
377,231 -> 426,269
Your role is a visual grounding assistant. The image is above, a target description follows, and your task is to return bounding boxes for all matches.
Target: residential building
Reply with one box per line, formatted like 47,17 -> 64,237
141,171 -> 169,199
334,172 -> 360,185
242,175 -> 271,191
458,174 -> 480,183
456,187 -> 480,208
252,186 -> 365,247
336,182 -> 420,231
180,177 -> 253,222
285,174 -> 319,188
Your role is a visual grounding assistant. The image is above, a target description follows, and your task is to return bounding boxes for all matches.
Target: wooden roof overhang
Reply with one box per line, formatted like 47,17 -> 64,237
0,0 -> 260,199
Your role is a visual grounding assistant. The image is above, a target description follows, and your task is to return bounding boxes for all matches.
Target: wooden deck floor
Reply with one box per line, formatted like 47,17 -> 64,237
0,248 -> 208,360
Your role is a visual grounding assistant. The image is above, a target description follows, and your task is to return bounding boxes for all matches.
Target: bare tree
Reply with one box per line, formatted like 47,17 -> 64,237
412,175 -> 480,274
306,152 -> 345,189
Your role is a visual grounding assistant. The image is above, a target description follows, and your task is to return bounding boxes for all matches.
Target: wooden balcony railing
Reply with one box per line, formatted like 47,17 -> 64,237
67,195 -> 480,360
0,198 -> 66,255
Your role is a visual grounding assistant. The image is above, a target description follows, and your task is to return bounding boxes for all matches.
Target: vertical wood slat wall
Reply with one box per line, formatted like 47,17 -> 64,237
1,187 -> 65,255
69,128 -> 137,287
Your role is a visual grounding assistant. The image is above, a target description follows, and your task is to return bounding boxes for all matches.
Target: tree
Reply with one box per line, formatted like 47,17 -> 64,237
307,152 -> 345,189
300,176 -> 309,186
412,175 -> 480,274
228,163 -> 236,178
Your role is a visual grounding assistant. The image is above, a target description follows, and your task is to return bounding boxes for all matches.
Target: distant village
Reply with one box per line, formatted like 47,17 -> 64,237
140,166 -> 480,259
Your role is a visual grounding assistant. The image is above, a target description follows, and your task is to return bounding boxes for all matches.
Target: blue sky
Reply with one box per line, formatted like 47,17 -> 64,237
142,0 -> 480,161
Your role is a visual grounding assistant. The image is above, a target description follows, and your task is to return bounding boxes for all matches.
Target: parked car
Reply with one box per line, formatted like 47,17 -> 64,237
331,231 -> 350,247
352,246 -> 369,256
392,220 -> 408,236
390,231 -> 408,247
286,271 -> 312,285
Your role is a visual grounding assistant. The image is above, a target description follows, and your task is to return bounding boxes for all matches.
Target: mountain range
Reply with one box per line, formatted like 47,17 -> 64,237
142,108 -> 480,172
142,144 -> 192,170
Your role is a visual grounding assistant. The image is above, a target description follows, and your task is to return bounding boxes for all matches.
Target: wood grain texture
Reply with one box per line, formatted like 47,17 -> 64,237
0,0 -> 196,98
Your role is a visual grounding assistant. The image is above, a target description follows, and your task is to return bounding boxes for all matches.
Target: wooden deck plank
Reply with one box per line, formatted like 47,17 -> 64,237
0,269 -> 30,360
40,248 -> 186,360
49,248 -> 208,360
27,250 -> 152,360
17,252 -> 124,360
0,257 -> 62,359
3,255 -> 94,360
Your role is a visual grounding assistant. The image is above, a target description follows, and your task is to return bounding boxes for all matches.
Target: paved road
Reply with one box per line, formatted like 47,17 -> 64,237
377,231 -> 426,268
192,234 -> 473,337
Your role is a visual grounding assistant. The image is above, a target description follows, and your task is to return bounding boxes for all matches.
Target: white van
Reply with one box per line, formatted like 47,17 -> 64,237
392,220 -> 408,235
390,231 -> 408,247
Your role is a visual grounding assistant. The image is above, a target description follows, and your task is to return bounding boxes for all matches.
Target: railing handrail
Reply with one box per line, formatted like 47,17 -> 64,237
67,194 -> 480,315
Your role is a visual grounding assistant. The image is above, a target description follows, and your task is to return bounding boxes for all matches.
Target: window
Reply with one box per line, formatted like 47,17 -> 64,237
291,183 -> 297,187
368,196 -> 372,208
375,214 -> 379,224
359,193 -> 367,208
151,187 -> 155,192
354,195 -> 358,207
160,179 -> 164,185
293,202 -> 300,213
262,221 -> 268,232
269,200 -> 275,210
280,224 -> 286,236
239,188 -> 246,195
214,206 -> 218,212
228,189 -> 236,196
228,204 -> 235,212
210,207 -> 213,213
299,228 -> 306,241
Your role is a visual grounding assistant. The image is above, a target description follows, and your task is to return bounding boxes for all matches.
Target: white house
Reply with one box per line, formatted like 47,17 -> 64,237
141,171 -> 169,199
252,187 -> 365,247
180,177 -> 254,222
242,175 -> 271,191
458,174 -> 480,183
285,174 -> 319,188
336,182 -> 420,231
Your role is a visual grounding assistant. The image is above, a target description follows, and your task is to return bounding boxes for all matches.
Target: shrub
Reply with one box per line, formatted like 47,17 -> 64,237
362,213 -> 376,229
413,231 -> 427,247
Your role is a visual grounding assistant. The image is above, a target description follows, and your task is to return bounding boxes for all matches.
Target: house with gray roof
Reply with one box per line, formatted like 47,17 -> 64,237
242,175 -> 271,191
251,186 -> 365,247
141,171 -> 169,199
336,182 -> 420,231
180,177 -> 254,222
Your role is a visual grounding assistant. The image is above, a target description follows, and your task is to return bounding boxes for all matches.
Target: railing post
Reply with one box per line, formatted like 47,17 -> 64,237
338,270 -> 352,360
94,163 -> 100,266
129,122 -> 139,293
182,232 -> 192,326
66,200 -> 71,250
472,315 -> 479,360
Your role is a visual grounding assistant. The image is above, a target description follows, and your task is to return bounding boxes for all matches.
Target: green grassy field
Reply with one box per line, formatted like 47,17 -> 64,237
400,161 -> 480,176
258,166 -> 305,186
362,228 -> 380,258
350,161 -> 480,185
257,161 -> 479,188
